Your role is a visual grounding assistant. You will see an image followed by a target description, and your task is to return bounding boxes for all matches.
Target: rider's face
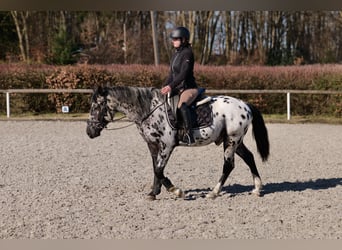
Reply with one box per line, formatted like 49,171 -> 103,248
172,38 -> 181,48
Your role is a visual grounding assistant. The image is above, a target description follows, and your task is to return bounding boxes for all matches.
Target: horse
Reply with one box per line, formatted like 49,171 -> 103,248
86,85 -> 270,200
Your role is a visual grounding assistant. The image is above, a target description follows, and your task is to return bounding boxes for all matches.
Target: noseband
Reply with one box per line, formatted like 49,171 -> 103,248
88,96 -> 114,129
87,119 -> 107,130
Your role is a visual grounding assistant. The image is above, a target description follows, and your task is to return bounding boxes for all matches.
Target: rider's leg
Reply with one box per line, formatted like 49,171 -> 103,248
179,102 -> 195,145
178,88 -> 198,108
178,89 -> 198,145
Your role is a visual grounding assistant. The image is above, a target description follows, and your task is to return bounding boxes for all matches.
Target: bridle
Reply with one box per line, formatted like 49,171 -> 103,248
88,91 -> 167,130
87,96 -> 114,130
87,119 -> 107,130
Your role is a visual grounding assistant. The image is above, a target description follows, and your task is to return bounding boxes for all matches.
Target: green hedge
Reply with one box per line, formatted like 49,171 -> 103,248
0,63 -> 341,116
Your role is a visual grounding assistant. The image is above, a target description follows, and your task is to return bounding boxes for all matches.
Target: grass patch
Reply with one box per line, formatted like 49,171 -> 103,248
0,112 -> 341,124
0,112 -> 126,121
264,114 -> 342,124
0,112 -> 89,121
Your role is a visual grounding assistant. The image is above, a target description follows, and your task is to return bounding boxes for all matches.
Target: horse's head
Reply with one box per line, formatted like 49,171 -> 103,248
86,86 -> 116,139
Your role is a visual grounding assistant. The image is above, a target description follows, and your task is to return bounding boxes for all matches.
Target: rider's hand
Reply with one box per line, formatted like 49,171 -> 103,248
161,85 -> 171,95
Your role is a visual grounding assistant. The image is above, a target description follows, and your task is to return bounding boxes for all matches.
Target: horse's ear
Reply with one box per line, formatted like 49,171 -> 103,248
93,85 -> 99,93
95,85 -> 105,95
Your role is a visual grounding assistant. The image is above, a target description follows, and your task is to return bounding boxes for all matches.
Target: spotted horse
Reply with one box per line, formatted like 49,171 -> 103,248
86,85 -> 270,200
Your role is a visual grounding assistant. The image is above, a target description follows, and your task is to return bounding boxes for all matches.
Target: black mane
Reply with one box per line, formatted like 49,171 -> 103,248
105,86 -> 163,122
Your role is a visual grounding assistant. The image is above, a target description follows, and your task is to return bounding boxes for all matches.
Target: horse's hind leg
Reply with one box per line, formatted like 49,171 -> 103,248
236,143 -> 263,196
207,140 -> 236,199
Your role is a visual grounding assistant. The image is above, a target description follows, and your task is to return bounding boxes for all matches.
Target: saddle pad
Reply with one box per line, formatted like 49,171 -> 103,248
166,102 -> 213,129
191,103 -> 213,128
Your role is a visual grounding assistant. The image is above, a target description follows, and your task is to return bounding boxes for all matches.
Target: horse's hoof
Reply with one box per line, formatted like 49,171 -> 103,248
252,189 -> 262,197
168,187 -> 185,199
146,194 -> 156,201
176,190 -> 185,199
206,192 -> 218,199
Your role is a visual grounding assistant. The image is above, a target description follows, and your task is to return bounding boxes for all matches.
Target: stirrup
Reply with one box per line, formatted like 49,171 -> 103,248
182,133 -> 195,146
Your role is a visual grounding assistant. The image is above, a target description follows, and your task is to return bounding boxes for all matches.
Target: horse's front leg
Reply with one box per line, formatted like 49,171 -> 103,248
147,142 -> 184,200
156,166 -> 185,199
147,143 -> 162,200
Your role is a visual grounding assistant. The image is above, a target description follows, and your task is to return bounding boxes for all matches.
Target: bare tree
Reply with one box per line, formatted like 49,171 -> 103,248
11,11 -> 30,62
150,11 -> 160,65
3,11 -> 342,65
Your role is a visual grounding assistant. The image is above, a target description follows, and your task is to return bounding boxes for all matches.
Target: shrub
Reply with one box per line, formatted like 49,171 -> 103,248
46,67 -> 80,113
0,63 -> 341,116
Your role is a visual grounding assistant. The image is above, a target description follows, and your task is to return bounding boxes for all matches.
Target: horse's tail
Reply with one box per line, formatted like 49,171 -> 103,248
248,103 -> 270,162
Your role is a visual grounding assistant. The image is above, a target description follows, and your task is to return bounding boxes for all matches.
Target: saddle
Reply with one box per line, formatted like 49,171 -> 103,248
166,88 -> 213,129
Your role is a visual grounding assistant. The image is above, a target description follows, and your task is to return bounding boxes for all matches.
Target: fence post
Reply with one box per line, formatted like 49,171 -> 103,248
287,92 -> 291,120
6,92 -> 10,118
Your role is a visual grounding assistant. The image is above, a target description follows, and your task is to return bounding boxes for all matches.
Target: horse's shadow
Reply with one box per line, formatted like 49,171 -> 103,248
184,178 -> 342,199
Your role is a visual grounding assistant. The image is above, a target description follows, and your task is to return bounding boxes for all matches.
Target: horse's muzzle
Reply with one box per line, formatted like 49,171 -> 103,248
86,123 -> 101,139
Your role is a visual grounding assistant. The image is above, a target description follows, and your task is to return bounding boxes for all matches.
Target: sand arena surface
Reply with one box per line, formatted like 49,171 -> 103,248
0,121 -> 341,239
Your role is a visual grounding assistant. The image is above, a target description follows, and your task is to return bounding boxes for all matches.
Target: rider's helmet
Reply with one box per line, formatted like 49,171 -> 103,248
170,26 -> 190,42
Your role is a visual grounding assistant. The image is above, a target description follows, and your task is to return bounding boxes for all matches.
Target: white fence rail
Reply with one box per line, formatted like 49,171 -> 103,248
1,89 -> 341,120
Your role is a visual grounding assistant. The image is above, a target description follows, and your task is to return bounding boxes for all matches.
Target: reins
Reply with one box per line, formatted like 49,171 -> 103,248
90,88 -> 167,131
105,99 -> 166,130
138,101 -> 166,126
105,115 -> 135,130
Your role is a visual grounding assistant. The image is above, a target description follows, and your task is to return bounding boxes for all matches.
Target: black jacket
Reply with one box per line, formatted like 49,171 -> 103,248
164,45 -> 198,95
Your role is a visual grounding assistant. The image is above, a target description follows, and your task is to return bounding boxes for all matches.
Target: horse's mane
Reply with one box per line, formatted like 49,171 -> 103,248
105,86 -> 163,121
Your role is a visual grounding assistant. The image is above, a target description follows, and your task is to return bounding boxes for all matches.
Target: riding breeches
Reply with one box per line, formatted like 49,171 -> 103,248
178,88 -> 198,108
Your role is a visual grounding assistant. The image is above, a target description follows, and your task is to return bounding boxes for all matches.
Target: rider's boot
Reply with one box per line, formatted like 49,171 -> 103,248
179,103 -> 195,145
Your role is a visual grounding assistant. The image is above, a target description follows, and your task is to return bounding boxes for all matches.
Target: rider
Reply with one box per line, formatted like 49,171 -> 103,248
161,26 -> 198,145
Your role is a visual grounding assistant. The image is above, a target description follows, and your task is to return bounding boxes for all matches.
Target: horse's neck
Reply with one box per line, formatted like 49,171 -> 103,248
110,87 -> 161,123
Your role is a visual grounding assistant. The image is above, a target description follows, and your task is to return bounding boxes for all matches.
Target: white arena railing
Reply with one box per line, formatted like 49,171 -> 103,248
1,89 -> 341,120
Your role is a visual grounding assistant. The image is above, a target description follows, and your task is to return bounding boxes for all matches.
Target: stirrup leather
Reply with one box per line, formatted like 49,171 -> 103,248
182,132 -> 195,145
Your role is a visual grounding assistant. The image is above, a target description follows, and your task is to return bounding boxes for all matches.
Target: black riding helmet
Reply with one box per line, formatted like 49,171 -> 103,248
170,26 -> 190,41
